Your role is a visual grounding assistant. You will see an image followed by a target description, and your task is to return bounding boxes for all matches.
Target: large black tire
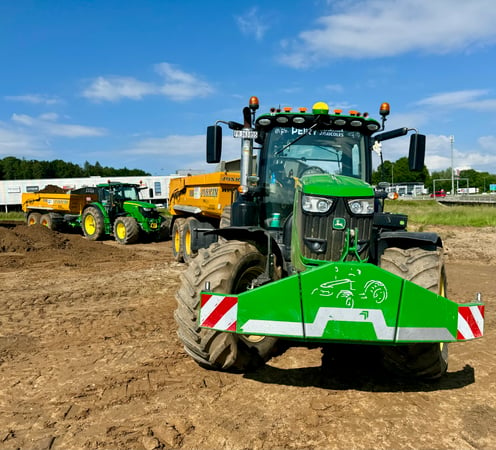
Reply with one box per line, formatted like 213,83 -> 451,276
219,206 -> 231,228
174,240 -> 278,371
380,247 -> 449,379
156,218 -> 170,242
27,212 -> 41,226
218,206 -> 231,243
113,216 -> 140,244
81,206 -> 105,241
172,218 -> 185,262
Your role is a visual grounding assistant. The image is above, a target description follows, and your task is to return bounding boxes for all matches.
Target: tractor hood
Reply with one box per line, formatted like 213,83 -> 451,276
300,174 -> 374,198
123,200 -> 157,209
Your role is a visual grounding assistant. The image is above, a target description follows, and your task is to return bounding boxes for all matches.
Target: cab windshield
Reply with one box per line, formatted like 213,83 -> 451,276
113,185 -> 140,201
261,127 -> 367,227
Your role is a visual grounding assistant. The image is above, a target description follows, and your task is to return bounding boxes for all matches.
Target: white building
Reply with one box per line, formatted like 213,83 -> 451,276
0,175 -> 181,212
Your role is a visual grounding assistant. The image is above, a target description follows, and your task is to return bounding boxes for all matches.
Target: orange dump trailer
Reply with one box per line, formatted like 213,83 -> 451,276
22,190 -> 98,229
168,171 -> 240,262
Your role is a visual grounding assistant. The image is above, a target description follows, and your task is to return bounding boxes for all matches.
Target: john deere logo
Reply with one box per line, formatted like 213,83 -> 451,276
333,218 -> 346,230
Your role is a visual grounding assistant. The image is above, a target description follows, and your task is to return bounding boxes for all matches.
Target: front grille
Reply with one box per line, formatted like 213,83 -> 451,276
299,198 -> 372,262
140,208 -> 161,219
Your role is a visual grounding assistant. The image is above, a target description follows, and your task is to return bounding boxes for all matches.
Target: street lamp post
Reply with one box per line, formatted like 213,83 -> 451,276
450,135 -> 455,196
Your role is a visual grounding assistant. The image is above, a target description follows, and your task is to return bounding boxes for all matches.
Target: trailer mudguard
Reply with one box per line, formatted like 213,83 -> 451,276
199,261 -> 484,344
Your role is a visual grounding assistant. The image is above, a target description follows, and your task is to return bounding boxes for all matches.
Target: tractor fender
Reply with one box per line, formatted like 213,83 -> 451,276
377,230 -> 443,260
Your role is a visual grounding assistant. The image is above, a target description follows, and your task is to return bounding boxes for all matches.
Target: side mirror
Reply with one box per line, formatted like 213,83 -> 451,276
206,125 -> 222,164
408,133 -> 426,171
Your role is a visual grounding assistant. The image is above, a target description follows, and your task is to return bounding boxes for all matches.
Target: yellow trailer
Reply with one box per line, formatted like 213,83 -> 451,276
22,190 -> 98,229
168,171 -> 240,262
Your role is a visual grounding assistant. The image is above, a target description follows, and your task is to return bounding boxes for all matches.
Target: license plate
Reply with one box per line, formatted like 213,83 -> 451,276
233,129 -> 258,139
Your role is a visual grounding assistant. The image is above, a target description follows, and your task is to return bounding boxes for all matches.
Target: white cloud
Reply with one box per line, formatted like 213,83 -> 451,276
278,0 -> 496,68
417,90 -> 489,107
416,89 -> 496,112
82,63 -> 214,102
422,134 -> 496,173
82,76 -> 155,102
4,94 -> 61,105
0,124 -> 48,158
155,63 -> 214,101
120,133 -> 241,174
235,7 -> 269,41
11,113 -> 106,137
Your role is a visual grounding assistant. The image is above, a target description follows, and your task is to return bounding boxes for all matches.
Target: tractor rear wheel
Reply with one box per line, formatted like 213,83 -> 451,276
27,212 -> 41,226
172,218 -> 185,262
82,206 -> 105,241
380,247 -> 449,379
113,216 -> 140,244
174,240 -> 278,371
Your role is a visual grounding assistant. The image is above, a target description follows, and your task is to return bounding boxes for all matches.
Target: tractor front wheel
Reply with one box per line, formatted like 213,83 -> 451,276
113,216 -> 140,244
380,246 -> 449,379
174,240 -> 278,371
81,206 -> 105,241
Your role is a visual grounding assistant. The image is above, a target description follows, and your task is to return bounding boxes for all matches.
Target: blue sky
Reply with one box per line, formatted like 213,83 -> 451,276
2,0 -> 496,176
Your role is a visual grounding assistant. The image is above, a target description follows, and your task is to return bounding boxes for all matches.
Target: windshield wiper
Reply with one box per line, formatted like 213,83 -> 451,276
275,122 -> 318,156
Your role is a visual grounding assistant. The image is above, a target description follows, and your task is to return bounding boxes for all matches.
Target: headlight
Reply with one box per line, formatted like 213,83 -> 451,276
302,195 -> 333,213
347,198 -> 374,215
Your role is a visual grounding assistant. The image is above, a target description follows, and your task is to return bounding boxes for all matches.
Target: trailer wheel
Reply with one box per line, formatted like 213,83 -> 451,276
40,213 -> 56,230
182,218 -> 216,264
27,212 -> 41,226
172,218 -> 185,262
113,216 -> 140,244
380,247 -> 449,379
175,240 -> 278,371
82,206 -> 105,241
182,217 -> 200,263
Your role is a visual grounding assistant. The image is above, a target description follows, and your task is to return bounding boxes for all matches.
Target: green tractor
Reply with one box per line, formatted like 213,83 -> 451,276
174,97 -> 484,379
78,181 -> 166,244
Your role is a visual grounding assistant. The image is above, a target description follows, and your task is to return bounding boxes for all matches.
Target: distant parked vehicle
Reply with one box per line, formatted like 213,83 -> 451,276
430,190 -> 446,198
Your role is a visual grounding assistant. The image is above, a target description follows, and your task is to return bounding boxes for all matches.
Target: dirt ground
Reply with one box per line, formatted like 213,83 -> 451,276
0,223 -> 495,450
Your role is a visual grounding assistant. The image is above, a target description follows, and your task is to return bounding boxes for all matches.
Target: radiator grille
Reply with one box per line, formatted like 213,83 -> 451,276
299,198 -> 373,262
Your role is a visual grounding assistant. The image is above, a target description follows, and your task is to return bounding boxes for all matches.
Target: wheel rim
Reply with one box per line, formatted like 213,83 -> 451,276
174,228 -> 181,253
184,228 -> 192,256
41,218 -> 48,227
84,215 -> 96,235
116,222 -> 126,240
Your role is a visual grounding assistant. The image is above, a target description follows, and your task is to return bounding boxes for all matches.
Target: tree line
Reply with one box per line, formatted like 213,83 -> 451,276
372,157 -> 496,193
0,156 -> 150,180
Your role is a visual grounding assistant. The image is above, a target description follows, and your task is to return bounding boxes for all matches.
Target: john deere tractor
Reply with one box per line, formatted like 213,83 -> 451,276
174,97 -> 484,379
79,181 -> 165,244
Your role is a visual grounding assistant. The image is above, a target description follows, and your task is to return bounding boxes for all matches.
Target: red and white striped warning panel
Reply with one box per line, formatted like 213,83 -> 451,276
200,294 -> 238,332
457,305 -> 484,340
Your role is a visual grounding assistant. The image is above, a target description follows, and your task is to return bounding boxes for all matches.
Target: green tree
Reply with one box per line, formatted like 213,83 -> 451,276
373,157 -> 430,186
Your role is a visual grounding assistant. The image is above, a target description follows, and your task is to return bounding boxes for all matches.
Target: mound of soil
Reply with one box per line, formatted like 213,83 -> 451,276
0,224 -> 130,270
39,184 -> 67,193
